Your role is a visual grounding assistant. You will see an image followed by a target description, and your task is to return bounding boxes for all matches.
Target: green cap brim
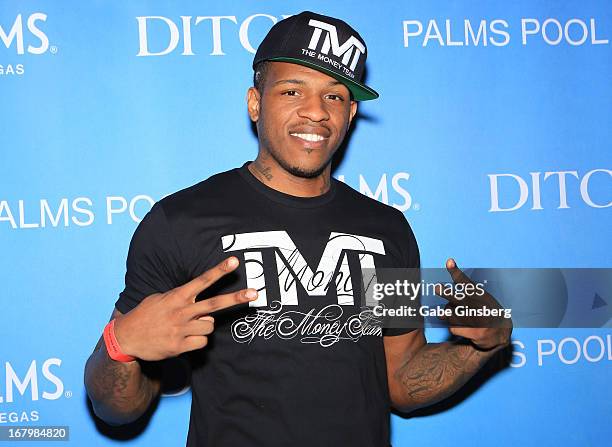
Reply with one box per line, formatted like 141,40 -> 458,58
267,57 -> 379,101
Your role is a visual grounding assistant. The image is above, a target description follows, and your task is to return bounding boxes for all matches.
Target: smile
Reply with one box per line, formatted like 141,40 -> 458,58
289,133 -> 327,142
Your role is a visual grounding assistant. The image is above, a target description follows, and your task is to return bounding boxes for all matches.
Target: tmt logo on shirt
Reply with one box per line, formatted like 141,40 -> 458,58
222,231 -> 384,307
306,19 -> 365,73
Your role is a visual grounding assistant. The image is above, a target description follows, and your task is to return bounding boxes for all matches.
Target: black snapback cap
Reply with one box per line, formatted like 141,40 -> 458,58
253,11 -> 379,101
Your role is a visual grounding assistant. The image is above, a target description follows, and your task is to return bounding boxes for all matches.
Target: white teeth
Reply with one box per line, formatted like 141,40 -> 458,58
290,133 -> 325,142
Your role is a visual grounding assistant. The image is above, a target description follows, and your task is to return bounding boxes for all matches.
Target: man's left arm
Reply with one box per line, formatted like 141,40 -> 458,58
384,259 -> 512,413
384,330 -> 508,413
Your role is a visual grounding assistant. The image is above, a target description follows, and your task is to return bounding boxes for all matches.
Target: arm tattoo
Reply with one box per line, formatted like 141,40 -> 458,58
84,337 -> 157,424
398,342 -> 494,408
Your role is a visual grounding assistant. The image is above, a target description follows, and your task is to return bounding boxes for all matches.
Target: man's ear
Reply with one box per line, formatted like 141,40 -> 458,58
247,87 -> 261,122
348,100 -> 358,126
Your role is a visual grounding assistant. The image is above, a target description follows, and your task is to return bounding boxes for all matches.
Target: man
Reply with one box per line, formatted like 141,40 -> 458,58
84,11 -> 511,446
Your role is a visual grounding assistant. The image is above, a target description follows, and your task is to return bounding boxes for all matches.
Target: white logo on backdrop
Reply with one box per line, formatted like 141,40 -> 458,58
511,335 -> 612,368
402,18 -> 609,47
0,13 -> 49,55
0,173 -> 415,230
0,12 -> 56,76
488,169 -> 612,212
1,359 -> 65,404
136,14 -> 290,56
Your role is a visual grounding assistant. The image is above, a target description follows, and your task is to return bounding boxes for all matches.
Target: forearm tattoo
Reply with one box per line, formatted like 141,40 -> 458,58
85,338 -> 155,422
398,342 -> 493,407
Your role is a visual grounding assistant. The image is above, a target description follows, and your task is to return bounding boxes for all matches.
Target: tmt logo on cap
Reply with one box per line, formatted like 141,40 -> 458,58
306,19 -> 366,72
253,11 -> 379,101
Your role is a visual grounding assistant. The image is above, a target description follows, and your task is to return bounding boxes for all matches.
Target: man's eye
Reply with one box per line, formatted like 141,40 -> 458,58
282,90 -> 299,96
326,94 -> 344,101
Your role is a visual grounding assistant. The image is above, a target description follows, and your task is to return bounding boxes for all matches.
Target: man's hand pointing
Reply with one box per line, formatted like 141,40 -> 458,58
436,258 -> 512,351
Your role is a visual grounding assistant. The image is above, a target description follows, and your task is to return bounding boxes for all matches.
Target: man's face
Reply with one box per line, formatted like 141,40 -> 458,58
247,62 -> 358,179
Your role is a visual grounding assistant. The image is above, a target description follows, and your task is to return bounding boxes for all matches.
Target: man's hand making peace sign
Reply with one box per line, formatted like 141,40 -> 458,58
114,256 -> 258,361
84,256 -> 257,424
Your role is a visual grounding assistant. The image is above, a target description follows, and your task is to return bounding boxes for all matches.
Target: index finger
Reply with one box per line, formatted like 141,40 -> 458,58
187,288 -> 258,318
446,258 -> 472,285
179,256 -> 240,298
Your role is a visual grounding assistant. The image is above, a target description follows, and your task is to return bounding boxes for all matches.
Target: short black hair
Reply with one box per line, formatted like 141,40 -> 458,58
253,60 -> 271,93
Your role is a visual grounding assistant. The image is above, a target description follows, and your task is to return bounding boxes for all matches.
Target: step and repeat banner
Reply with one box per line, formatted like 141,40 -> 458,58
1,1 -> 611,446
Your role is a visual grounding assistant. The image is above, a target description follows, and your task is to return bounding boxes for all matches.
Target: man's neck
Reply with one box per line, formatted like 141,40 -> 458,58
248,157 -> 332,198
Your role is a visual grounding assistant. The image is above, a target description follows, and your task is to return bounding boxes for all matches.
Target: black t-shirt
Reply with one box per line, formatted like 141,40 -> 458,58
115,161 -> 420,447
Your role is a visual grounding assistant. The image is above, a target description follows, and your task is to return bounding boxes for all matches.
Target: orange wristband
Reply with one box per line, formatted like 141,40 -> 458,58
103,319 -> 136,363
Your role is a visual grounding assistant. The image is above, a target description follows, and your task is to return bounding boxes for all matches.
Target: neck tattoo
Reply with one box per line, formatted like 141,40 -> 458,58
253,161 -> 273,181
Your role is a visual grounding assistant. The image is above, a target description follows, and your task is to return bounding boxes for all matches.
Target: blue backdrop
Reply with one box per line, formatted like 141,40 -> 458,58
1,1 -> 610,445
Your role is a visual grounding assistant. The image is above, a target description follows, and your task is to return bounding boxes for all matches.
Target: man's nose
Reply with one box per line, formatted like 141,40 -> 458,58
296,95 -> 330,122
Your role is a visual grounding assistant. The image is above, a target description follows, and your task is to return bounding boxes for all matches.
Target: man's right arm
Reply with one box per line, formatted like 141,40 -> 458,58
84,308 -> 161,426
83,257 -> 258,426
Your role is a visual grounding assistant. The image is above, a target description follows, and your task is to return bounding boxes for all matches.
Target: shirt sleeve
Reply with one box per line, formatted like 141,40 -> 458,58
382,210 -> 422,337
114,202 -> 186,314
